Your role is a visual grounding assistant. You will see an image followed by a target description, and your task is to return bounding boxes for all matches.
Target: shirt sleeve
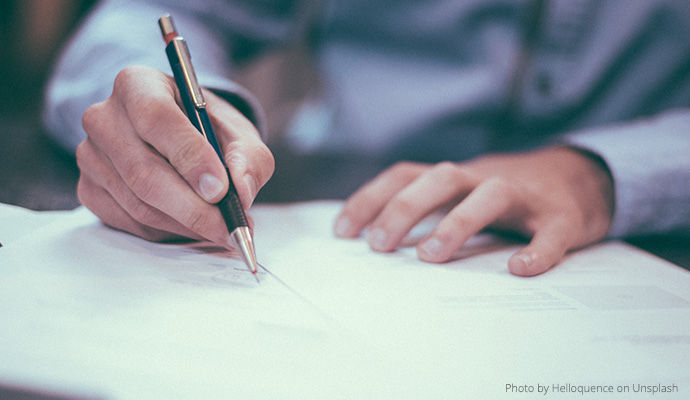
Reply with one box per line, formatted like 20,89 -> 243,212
42,0 -> 302,152
562,108 -> 690,238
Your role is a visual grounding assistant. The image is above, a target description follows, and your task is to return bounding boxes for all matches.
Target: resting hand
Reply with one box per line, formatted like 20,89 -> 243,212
77,65 -> 274,246
334,147 -> 614,276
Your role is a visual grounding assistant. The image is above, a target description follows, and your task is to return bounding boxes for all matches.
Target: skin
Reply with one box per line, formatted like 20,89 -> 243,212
334,147 -> 614,276
78,65 -> 614,276
77,65 -> 274,248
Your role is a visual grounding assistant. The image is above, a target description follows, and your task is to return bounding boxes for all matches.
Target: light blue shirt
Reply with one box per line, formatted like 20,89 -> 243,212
43,0 -> 690,238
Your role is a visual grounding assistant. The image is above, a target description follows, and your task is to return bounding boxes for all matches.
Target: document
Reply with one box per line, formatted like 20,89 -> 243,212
1,201 -> 689,399
0,202 -> 79,246
0,206 -> 388,399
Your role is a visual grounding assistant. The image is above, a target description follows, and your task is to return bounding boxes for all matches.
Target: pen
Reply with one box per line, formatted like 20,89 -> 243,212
158,14 -> 259,281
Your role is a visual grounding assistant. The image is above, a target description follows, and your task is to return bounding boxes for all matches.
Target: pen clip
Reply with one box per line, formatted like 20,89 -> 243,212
173,41 -> 206,108
158,15 -> 206,109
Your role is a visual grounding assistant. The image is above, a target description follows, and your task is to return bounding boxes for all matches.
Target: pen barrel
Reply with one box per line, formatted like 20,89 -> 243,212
161,16 -> 255,270
169,49 -> 248,231
167,43 -> 200,128
217,171 -> 249,230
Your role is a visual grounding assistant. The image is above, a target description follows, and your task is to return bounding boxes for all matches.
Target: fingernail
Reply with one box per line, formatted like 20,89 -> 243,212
199,173 -> 224,201
419,237 -> 443,259
243,174 -> 258,205
368,228 -> 388,250
334,216 -> 352,237
515,253 -> 532,269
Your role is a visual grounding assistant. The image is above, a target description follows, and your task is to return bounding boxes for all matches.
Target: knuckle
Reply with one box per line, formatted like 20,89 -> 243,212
429,161 -> 464,186
81,105 -> 97,133
181,209 -> 213,234
132,95 -> 173,140
341,191 -> 379,220
388,161 -> 421,178
168,136 -> 208,172
75,140 -> 103,174
113,67 -> 175,141
124,161 -> 161,202
81,102 -> 107,136
256,145 -> 276,181
235,144 -> 277,186
76,178 -> 95,210
378,161 -> 427,187
476,178 -> 519,213
346,179 -> 382,207
446,211 -> 477,230
341,194 -> 368,216
74,140 -> 90,167
112,67 -> 137,98
433,161 -> 458,175
102,170 -> 122,196
127,199 -> 163,227
113,66 -> 146,93
387,195 -> 417,217
484,176 -> 514,196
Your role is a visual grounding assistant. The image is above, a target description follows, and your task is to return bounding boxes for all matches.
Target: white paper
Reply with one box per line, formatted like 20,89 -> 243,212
1,201 -> 689,399
0,203 -> 82,247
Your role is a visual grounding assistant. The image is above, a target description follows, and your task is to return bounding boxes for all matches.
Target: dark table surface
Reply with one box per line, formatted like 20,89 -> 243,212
1,109 -> 688,271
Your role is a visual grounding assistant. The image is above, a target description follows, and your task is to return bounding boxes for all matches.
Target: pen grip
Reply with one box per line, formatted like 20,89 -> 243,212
217,168 -> 249,231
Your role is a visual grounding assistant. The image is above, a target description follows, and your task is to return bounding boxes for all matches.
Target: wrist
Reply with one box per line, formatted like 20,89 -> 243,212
558,145 -> 615,232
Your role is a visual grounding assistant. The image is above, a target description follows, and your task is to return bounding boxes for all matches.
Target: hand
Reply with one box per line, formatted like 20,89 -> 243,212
334,147 -> 614,276
77,65 -> 274,247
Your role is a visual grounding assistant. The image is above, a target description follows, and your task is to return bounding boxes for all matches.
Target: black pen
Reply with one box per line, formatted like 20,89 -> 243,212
158,14 -> 259,281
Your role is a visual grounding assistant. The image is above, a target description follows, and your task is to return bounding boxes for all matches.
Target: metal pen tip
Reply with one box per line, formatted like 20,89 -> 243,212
230,226 -> 259,282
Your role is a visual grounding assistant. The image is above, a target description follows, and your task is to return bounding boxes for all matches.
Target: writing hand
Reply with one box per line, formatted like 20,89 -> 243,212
77,65 -> 274,246
334,147 -> 614,276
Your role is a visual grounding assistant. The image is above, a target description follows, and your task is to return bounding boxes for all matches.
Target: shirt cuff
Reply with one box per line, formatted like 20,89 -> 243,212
561,109 -> 690,238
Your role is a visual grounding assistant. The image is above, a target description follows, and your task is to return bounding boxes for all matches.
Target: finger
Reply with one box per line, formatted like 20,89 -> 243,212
507,218 -> 572,277
79,139 -> 255,242
364,162 -> 477,252
85,99 -> 231,245
109,144 -> 229,244
76,139 -> 204,241
113,66 -> 230,204
78,174 -> 192,242
417,178 -> 516,263
206,90 -> 275,209
334,162 -> 428,238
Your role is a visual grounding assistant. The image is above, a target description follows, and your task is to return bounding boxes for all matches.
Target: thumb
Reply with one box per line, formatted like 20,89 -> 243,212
508,223 -> 571,276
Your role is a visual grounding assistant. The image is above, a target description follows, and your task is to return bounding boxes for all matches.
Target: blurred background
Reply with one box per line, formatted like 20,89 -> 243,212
0,0 -> 311,211
0,0 -> 97,210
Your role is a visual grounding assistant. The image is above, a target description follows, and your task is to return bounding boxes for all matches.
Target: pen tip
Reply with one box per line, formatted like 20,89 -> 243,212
230,226 -> 259,283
